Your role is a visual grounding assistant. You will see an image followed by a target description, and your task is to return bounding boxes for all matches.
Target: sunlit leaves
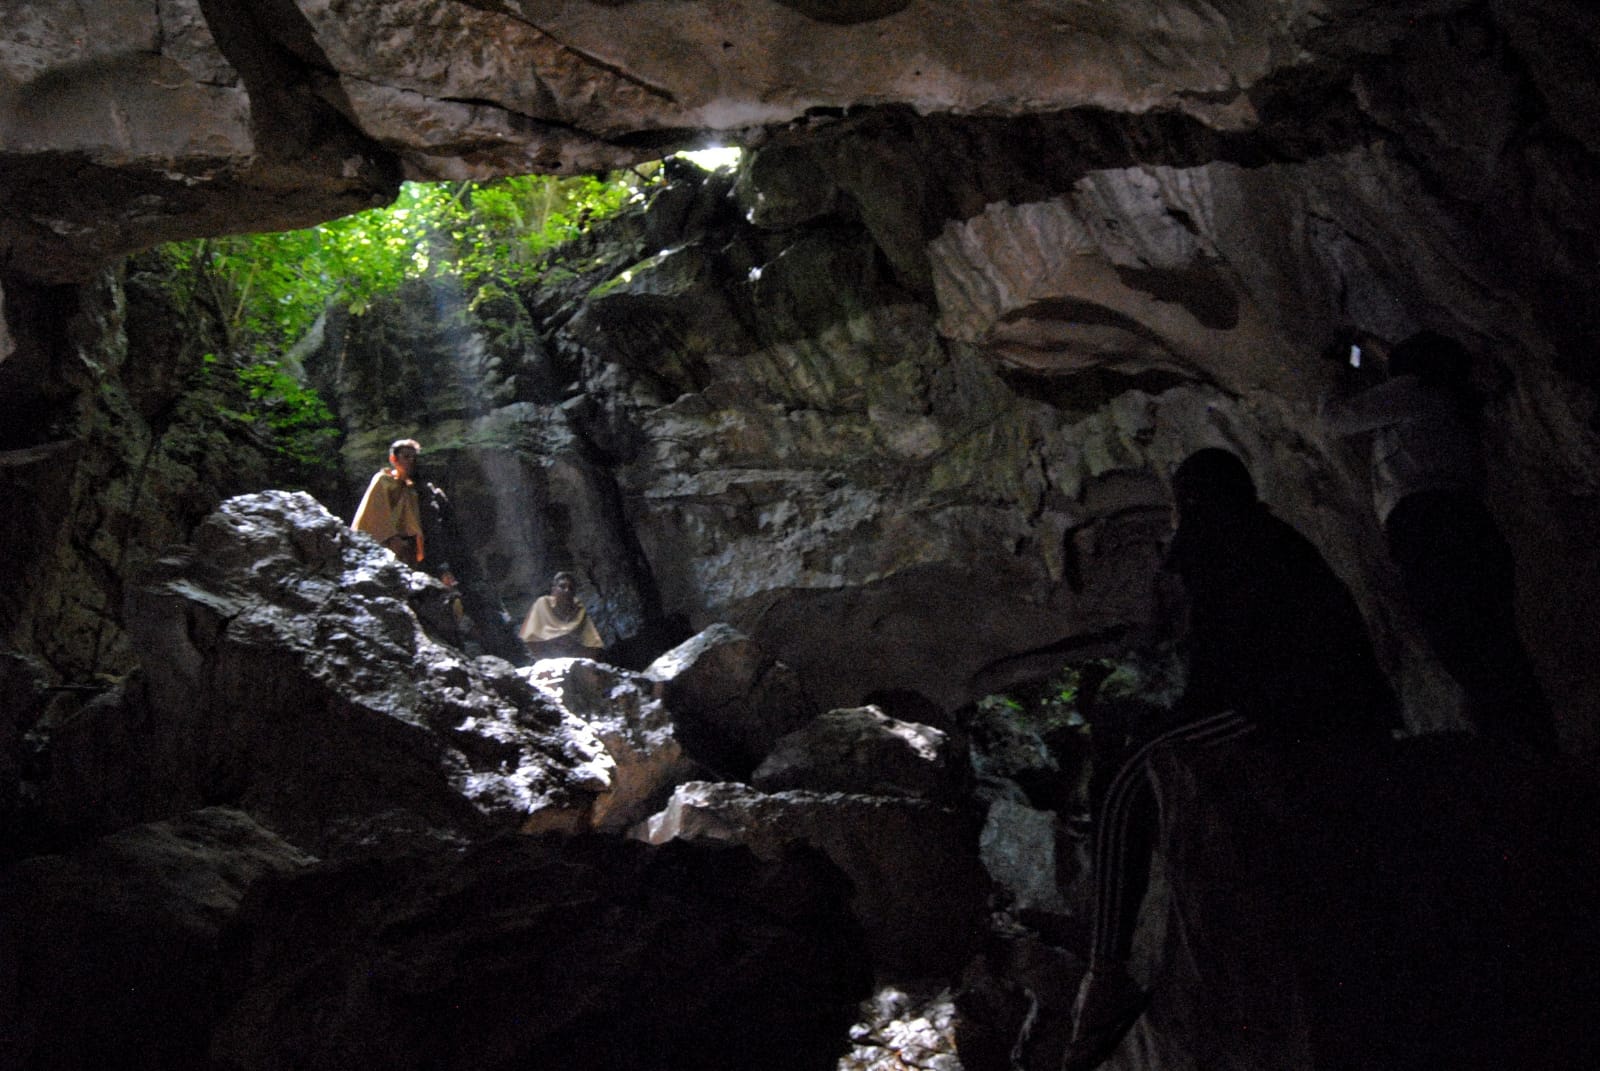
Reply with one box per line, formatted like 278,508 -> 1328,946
158,170 -> 656,349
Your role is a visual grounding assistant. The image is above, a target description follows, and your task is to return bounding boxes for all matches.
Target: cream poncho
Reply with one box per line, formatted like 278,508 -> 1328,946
517,595 -> 603,648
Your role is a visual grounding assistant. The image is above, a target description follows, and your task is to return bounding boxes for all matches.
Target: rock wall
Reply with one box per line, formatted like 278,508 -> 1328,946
285,115 -> 1597,749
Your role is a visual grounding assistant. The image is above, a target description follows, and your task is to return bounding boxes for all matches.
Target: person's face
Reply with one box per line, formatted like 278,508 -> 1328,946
551,575 -> 576,602
391,446 -> 418,479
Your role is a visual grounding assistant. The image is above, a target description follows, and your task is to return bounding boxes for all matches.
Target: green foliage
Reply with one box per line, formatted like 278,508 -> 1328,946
196,351 -> 340,473
142,171 -> 654,470
977,664 -> 1090,734
157,171 -> 656,349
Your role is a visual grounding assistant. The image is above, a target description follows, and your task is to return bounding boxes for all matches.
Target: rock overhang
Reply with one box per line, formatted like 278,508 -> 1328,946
0,0 -> 1503,281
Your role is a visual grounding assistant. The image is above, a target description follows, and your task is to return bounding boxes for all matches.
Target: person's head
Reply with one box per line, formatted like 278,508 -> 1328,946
1171,448 -> 1258,522
550,571 -> 578,604
1386,331 -> 1471,387
389,438 -> 421,479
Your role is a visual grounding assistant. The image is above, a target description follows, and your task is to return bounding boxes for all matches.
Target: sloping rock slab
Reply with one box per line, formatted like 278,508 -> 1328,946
209,834 -> 872,1071
1115,735 -> 1600,1071
0,808 -> 314,1071
641,781 -> 991,980
123,491 -> 610,853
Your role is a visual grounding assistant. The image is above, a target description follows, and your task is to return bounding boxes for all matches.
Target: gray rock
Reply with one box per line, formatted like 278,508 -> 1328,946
640,780 -> 990,980
644,624 -> 815,777
978,799 -> 1070,915
0,0 -> 1332,278
521,657 -> 702,831
0,808 -> 313,1071
841,985 -> 964,1071
751,705 -> 963,800
119,490 -> 612,853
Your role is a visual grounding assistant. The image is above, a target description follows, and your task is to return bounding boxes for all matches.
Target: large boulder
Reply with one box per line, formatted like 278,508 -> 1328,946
641,780 -> 991,980
751,704 -> 965,801
0,808 -> 314,1071
119,490 -> 613,853
209,834 -> 872,1071
643,624 -> 816,778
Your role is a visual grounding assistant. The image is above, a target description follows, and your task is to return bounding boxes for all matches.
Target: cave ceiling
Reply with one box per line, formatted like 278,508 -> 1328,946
2,0 -> 1591,283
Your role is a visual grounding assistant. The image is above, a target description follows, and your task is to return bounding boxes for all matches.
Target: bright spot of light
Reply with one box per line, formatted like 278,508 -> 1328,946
677,146 -> 743,172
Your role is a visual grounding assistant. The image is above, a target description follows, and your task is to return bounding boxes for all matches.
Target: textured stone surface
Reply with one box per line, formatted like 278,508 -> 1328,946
840,985 -> 964,1071
209,833 -> 872,1071
752,705 -> 964,801
0,808 -> 314,1071
641,780 -> 990,979
119,490 -> 612,852
0,0 -> 1408,279
1,8 -> 1598,1068
978,799 -> 1071,916
522,656 -> 701,830
643,623 -> 816,778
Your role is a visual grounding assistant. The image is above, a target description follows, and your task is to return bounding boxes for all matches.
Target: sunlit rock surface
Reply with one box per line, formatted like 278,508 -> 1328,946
521,655 -> 702,830
121,490 -> 611,852
840,985 -> 964,1071
751,704 -> 964,801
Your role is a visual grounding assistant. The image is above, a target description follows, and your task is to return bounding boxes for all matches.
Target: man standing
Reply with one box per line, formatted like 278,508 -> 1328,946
1321,331 -> 1555,751
351,438 -> 426,564
1063,448 -> 1397,1070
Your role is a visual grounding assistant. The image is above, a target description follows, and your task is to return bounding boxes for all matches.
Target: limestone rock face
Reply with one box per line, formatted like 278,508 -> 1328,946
0,0 -> 1448,281
0,808 -> 314,1071
641,780 -> 990,980
121,489 -> 612,852
209,834 -> 873,1071
0,0 -> 397,281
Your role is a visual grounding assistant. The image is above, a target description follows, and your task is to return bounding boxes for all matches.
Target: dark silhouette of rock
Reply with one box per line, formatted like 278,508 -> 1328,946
0,652 -> 49,851
0,808 -> 314,1071
641,780 -> 990,980
209,834 -> 872,1071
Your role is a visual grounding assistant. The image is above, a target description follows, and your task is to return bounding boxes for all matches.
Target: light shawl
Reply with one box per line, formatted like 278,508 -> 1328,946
351,468 -> 425,561
518,595 -> 603,648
